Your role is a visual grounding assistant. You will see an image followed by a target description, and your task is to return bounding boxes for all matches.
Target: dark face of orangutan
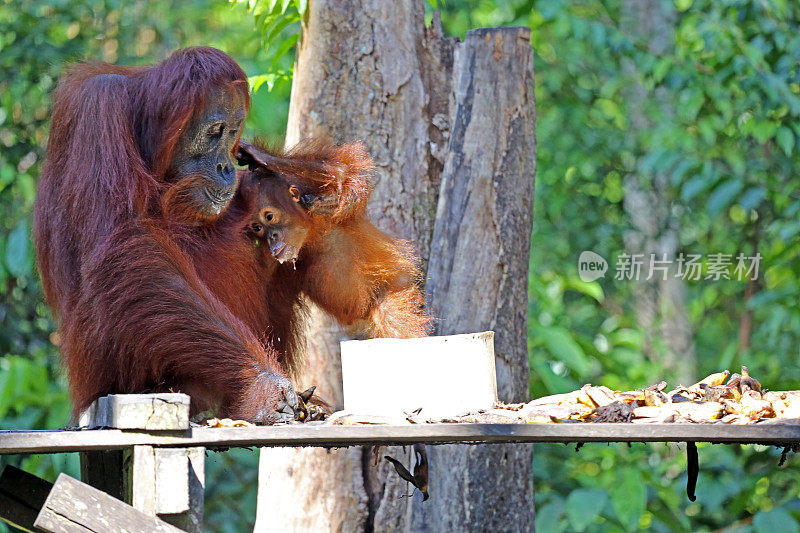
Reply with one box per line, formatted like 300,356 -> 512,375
250,180 -> 309,264
169,85 -> 247,218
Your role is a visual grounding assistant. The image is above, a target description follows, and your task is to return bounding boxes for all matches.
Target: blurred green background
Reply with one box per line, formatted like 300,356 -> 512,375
0,0 -> 799,531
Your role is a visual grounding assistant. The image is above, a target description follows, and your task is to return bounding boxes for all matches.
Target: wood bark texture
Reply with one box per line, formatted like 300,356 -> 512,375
256,1 -> 536,531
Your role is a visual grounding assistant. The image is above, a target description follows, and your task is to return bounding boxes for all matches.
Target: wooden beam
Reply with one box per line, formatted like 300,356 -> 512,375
34,473 -> 183,533
0,465 -> 53,532
3,422 -> 800,455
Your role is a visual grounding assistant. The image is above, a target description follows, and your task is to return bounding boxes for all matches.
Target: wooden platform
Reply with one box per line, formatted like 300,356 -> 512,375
3,422 -> 800,455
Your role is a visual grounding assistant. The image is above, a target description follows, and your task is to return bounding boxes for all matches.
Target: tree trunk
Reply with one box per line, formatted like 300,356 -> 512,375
621,0 -> 696,384
255,2 -> 536,531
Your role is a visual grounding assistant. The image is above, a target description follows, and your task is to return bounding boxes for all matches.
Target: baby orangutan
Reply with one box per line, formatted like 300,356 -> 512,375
241,142 -> 433,340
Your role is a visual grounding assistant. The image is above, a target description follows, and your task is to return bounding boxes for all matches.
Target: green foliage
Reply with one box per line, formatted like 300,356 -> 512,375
3,0 -> 800,531
231,0 -> 308,92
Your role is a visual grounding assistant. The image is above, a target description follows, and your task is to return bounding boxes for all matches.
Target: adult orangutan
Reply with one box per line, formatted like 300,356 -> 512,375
33,47 -> 361,423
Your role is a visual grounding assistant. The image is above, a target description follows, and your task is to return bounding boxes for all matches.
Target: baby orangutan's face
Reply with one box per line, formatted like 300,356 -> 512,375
250,180 -> 309,264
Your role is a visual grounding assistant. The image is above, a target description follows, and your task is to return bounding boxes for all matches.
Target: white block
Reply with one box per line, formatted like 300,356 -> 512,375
341,331 -> 497,419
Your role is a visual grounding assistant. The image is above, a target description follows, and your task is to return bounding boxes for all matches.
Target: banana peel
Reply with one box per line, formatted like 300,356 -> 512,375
688,370 -> 730,393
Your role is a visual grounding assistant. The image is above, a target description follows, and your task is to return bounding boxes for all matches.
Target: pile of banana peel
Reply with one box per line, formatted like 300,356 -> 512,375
461,366 -> 800,425
328,366 -> 800,426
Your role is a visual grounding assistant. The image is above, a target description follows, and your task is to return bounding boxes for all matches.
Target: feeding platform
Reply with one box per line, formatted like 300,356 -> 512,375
1,339 -> 798,532
1,396 -> 799,533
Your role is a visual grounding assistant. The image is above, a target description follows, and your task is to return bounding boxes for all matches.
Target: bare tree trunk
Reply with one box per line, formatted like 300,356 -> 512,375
255,2 -> 536,531
414,27 -> 536,533
621,0 -> 696,384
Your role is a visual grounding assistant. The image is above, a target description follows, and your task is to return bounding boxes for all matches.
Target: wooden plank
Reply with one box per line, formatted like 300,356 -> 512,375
3,422 -> 800,455
0,465 -> 53,532
78,394 -> 189,431
33,473 -> 183,533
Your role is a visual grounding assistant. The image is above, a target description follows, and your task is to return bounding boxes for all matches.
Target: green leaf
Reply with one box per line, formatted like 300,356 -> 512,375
248,74 -> 270,93
681,175 -> 716,202
778,220 -> 800,241
531,359 -> 575,395
739,186 -> 766,210
707,179 -> 743,218
565,278 -> 604,302
265,12 -> 300,46
293,0 -> 307,15
611,469 -> 646,530
535,500 -> 565,533
0,164 -> 13,186
565,489 -> 607,532
255,8 -> 273,30
776,126 -> 795,156
270,32 -> 299,71
750,120 -> 779,144
5,220 -> 31,277
724,149 -> 746,176
753,508 -> 799,533
535,326 -> 594,376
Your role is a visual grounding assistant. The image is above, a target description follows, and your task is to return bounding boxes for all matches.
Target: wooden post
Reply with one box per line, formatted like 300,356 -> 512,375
420,26 -> 536,531
78,393 -> 203,532
256,1 -> 536,531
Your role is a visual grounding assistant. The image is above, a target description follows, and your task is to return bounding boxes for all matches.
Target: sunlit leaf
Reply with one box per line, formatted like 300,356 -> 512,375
265,11 -> 300,46
535,325 -> 594,376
